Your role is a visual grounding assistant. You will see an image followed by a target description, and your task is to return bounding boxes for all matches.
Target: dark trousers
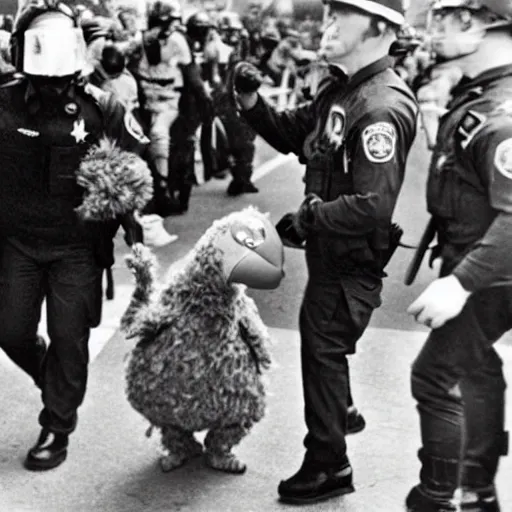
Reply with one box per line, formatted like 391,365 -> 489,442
300,250 -> 382,465
0,237 -> 103,434
215,90 -> 256,185
411,286 -> 511,491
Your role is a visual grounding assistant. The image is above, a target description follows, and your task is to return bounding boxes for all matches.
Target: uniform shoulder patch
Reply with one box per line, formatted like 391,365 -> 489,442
124,111 -> 149,144
457,110 -> 486,150
494,138 -> 512,179
362,122 -> 397,163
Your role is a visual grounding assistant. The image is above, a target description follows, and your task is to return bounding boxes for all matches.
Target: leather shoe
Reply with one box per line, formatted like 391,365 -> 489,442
227,180 -> 259,196
347,407 -> 366,435
278,458 -> 354,505
461,488 -> 501,512
405,485 -> 457,511
24,429 -> 68,471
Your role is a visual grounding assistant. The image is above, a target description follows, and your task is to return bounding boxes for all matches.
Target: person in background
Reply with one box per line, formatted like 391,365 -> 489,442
127,0 -> 191,233
234,0 -> 417,504
241,0 -> 265,59
166,10 -> 215,214
205,10 -> 260,196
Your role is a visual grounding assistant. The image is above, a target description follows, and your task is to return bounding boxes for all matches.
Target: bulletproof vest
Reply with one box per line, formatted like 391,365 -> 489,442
0,79 -> 105,242
427,74 -> 512,266
301,67 -> 415,261
137,29 -> 184,92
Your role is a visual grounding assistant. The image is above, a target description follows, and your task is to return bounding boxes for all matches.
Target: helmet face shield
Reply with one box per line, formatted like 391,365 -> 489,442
23,26 -> 87,76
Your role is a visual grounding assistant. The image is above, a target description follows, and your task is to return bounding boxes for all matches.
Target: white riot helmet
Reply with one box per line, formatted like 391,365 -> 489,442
429,0 -> 512,60
11,1 -> 87,77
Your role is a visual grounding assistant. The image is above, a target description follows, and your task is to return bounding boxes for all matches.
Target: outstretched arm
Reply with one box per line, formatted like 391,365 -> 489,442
120,243 -> 158,334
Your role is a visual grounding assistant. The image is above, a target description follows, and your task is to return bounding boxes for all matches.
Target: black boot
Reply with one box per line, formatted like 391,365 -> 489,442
24,429 -> 69,471
460,487 -> 501,512
278,456 -> 354,505
154,175 -> 181,217
178,184 -> 193,214
227,179 -> 259,197
406,450 -> 459,511
405,485 -> 457,511
347,406 -> 366,435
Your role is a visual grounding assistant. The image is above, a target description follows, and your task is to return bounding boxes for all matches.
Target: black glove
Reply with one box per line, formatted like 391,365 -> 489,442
232,61 -> 264,94
275,213 -> 306,249
121,212 -> 143,246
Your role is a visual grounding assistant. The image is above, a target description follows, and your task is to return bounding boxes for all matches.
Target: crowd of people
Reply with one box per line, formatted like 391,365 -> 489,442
0,1 -> 511,512
0,0 -> 322,246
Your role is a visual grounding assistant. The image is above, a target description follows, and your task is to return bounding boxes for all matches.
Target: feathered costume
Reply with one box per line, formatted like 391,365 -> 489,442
120,207 -> 284,473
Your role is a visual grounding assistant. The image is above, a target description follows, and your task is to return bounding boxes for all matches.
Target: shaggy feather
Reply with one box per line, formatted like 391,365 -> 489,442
75,137 -> 153,221
122,207 -> 273,473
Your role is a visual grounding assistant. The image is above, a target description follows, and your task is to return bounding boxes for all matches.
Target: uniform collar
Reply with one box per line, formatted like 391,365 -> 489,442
24,79 -> 80,116
452,64 -> 512,97
328,56 -> 393,92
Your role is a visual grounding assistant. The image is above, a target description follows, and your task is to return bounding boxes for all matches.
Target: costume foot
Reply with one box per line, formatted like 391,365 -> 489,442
278,458 -> 354,505
347,406 -> 366,435
24,429 -> 68,471
405,485 -> 457,511
205,451 -> 247,474
160,438 -> 203,472
160,452 -> 188,472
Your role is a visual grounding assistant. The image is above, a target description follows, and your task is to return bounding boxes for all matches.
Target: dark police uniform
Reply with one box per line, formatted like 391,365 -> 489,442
0,77 -> 148,434
216,43 -> 258,193
242,56 -> 418,464
167,32 -> 213,212
411,65 -> 512,493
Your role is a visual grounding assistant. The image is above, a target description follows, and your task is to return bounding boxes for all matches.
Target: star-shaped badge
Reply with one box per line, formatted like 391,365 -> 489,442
71,118 -> 88,143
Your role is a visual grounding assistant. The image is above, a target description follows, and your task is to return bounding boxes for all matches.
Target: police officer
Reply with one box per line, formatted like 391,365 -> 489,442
406,1 -> 512,510
0,1 -> 148,471
209,10 -> 259,196
167,11 -> 215,214
234,0 -> 417,504
133,0 -> 187,218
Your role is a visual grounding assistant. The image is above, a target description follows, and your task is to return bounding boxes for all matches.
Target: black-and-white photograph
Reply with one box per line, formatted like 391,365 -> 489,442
0,0 -> 510,511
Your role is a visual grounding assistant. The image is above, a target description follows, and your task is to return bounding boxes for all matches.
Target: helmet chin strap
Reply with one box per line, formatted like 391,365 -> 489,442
28,74 -> 77,98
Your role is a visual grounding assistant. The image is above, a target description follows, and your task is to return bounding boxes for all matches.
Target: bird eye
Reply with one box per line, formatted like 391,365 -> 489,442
232,218 -> 266,249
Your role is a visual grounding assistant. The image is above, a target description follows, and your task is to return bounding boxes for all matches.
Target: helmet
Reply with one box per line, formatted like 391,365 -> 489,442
432,0 -> 512,22
217,11 -> 244,46
324,0 -> 407,26
11,1 -> 87,76
186,11 -> 214,46
217,12 -> 244,32
147,0 -> 182,30
429,0 -> 512,60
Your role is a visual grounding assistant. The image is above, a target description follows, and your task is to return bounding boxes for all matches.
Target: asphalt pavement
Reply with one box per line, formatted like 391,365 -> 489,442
1,133 -> 511,511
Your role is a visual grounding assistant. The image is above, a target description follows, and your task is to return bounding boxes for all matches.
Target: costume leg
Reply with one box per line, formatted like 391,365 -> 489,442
409,286 -> 512,507
0,238 -> 45,386
204,423 -> 250,474
300,257 -> 381,466
40,243 -> 102,435
160,425 -> 203,472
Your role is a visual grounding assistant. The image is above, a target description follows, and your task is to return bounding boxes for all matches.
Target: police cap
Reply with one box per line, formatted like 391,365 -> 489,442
323,0 -> 408,25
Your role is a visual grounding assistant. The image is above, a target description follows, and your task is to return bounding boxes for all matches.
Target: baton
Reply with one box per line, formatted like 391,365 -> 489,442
404,217 -> 437,286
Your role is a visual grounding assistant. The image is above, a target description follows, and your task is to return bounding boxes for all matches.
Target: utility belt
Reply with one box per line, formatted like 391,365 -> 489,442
133,72 -> 183,91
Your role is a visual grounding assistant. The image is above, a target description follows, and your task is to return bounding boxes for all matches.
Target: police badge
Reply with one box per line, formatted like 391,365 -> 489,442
362,122 -> 397,163
325,105 -> 346,150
